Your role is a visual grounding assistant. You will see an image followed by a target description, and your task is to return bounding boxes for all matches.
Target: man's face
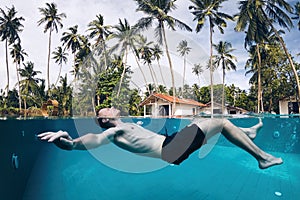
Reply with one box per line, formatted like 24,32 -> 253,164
98,107 -> 121,118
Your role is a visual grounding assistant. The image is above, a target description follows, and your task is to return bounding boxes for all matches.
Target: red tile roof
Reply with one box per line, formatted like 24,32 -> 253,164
139,93 -> 206,107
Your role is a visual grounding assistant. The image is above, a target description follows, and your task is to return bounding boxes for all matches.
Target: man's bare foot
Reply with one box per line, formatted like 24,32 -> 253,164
258,154 -> 283,169
242,118 -> 263,140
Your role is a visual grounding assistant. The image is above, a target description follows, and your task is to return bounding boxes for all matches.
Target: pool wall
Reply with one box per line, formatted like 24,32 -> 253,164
0,117 -> 299,200
0,118 -> 78,200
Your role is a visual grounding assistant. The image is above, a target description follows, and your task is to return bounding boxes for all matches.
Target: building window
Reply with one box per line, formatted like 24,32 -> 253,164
213,109 -> 222,114
146,105 -> 152,115
159,105 -> 169,116
229,110 -> 237,114
288,102 -> 299,114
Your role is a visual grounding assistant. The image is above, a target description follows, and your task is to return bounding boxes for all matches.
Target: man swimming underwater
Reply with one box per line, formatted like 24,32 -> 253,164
38,107 -> 283,169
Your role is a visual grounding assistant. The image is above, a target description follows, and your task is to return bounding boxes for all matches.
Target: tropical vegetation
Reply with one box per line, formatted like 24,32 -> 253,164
0,0 -> 300,118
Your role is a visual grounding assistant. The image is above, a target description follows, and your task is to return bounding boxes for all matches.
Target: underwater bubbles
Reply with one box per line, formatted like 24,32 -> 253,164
136,121 -> 143,126
274,191 -> 282,197
11,153 -> 19,170
273,131 -> 280,139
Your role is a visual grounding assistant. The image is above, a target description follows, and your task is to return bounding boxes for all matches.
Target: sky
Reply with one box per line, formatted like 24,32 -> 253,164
0,0 -> 299,93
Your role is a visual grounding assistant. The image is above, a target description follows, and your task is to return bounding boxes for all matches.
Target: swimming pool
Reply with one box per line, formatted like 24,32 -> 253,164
0,117 -> 299,200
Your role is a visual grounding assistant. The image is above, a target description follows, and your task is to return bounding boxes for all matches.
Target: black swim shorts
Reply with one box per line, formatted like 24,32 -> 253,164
161,124 -> 206,165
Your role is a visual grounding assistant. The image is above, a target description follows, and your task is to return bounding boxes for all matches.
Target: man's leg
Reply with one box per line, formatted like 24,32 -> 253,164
221,119 -> 282,169
195,118 -> 283,169
239,118 -> 263,139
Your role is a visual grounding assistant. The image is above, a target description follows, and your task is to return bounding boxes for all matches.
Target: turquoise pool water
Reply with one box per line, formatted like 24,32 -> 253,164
0,117 -> 299,200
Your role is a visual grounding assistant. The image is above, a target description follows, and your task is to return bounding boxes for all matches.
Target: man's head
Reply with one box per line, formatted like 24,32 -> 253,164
96,107 -> 121,128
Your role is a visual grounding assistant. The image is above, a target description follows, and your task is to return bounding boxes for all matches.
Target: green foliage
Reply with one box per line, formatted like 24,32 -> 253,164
50,75 -> 73,116
96,56 -> 141,116
198,86 -> 210,103
1,1 -> 300,116
128,89 -> 143,116
6,89 -> 19,108
0,107 -> 19,117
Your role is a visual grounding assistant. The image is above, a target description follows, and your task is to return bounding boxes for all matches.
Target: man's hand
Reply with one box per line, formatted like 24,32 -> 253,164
38,131 -> 74,150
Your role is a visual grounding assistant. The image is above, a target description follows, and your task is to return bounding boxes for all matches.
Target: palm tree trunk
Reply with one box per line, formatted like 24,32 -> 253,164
157,60 -> 166,87
222,65 -> 225,115
5,39 -> 10,95
92,95 -> 96,114
209,21 -> 214,117
162,24 -> 176,116
150,64 -> 159,90
24,82 -> 29,118
47,30 -> 52,92
13,48 -> 22,113
24,98 -> 27,118
269,95 -> 273,112
16,63 -> 22,113
54,63 -> 62,87
261,90 -> 264,112
117,46 -> 129,97
182,55 -> 186,97
133,53 -> 150,94
148,64 -> 156,89
73,54 -> 77,80
256,44 -> 262,113
101,40 -> 108,71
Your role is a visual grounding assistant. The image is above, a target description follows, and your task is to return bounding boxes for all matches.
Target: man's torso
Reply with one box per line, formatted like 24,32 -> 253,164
110,123 -> 165,158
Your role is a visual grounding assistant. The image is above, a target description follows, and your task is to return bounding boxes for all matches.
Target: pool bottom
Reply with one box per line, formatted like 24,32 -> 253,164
22,144 -> 298,200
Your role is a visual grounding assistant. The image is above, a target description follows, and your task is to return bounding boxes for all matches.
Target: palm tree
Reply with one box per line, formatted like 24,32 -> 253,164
177,40 -> 191,97
76,63 -> 98,114
0,6 -> 24,95
246,30 -> 284,113
136,35 -> 158,91
58,74 -> 72,116
10,42 -> 27,112
61,25 -> 84,78
189,0 -> 233,116
73,35 -> 93,78
192,63 -> 204,87
37,2 -> 66,91
152,44 -> 166,87
235,0 -> 298,112
213,41 -> 237,114
87,14 -> 112,70
110,18 -> 140,97
239,0 -> 300,112
131,35 -> 151,94
61,25 -> 82,54
235,1 -> 271,113
134,0 -> 192,115
18,62 -> 42,116
87,14 -> 112,46
52,46 -> 68,86
245,44 -> 267,112
292,2 -> 300,30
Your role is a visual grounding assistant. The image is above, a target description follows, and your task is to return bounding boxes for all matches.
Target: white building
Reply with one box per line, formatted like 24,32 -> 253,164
200,102 -> 248,115
139,93 -> 206,117
279,96 -> 299,115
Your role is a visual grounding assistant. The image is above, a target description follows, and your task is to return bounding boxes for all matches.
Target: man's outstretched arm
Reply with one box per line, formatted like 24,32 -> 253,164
38,128 -> 117,151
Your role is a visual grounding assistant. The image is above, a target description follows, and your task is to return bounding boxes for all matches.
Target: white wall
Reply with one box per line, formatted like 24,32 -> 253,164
174,104 -> 195,116
147,102 -> 197,116
279,100 -> 289,115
